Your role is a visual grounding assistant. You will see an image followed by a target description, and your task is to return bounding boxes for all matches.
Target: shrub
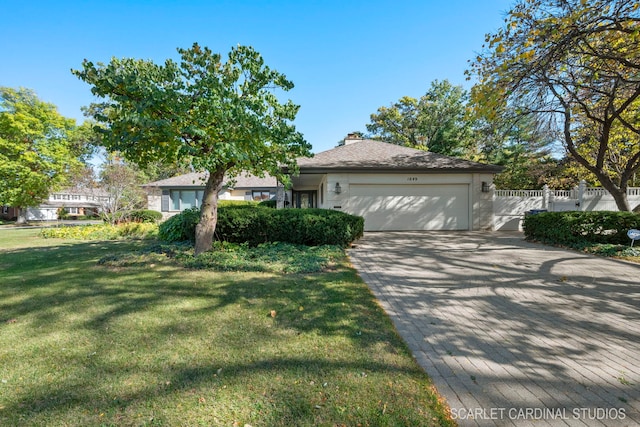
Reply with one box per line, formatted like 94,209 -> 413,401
523,211 -> 640,246
258,199 -> 277,208
159,207 -> 364,247
158,207 -> 201,242
40,223 -> 158,240
57,207 -> 68,220
101,210 -> 162,224
218,200 -> 260,207
177,241 -> 343,274
127,209 -> 163,223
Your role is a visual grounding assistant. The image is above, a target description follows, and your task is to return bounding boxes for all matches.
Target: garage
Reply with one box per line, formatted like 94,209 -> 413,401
291,137 -> 502,231
349,183 -> 470,231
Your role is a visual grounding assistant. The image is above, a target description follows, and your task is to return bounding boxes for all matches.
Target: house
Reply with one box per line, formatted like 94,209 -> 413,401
1,188 -> 110,221
143,172 -> 278,218
284,136 -> 503,231
144,136 -> 503,230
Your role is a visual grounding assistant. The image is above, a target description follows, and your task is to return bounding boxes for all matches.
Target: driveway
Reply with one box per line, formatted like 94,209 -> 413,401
348,232 -> 640,427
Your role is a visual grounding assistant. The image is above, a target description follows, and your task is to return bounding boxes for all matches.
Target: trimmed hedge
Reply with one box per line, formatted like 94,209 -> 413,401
102,209 -> 163,224
158,206 -> 364,247
523,211 -> 640,246
128,209 -> 163,223
158,207 -> 201,243
258,199 -> 277,208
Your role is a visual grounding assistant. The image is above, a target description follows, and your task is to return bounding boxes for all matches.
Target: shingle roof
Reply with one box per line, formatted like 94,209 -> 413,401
144,140 -> 501,188
296,139 -> 503,173
143,172 -> 278,188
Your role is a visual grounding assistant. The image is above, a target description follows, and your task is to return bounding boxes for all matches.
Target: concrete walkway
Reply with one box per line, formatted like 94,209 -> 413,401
348,232 -> 640,427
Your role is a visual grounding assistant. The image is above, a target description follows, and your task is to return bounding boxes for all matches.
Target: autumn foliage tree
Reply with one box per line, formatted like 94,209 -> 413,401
74,43 -> 311,254
470,0 -> 640,210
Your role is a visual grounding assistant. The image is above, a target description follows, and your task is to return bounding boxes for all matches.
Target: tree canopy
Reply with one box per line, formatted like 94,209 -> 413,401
469,0 -> 640,210
73,43 -> 311,254
366,80 -> 473,156
0,87 -> 87,222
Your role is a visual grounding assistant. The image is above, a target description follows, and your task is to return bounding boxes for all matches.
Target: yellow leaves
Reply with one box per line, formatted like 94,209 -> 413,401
517,49 -> 536,62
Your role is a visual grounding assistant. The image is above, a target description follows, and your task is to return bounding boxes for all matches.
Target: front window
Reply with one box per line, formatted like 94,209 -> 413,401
252,190 -> 273,201
170,190 -> 204,211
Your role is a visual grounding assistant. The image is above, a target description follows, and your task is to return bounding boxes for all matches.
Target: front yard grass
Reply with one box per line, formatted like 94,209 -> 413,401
0,229 -> 453,426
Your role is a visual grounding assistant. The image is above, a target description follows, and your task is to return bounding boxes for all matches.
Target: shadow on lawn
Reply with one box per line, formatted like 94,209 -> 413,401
1,241 -> 392,340
0,240 -> 445,425
349,231 -> 640,421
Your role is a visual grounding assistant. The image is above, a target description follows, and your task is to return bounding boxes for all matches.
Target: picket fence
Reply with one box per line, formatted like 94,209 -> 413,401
494,181 -> 640,231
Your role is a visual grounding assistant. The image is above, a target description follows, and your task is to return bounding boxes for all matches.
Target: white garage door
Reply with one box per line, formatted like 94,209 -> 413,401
349,184 -> 470,231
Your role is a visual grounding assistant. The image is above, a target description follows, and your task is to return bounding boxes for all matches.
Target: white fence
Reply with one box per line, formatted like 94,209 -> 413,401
494,181 -> 640,231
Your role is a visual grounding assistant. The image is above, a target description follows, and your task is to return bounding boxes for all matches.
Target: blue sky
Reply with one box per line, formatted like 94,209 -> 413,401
1,0 -> 514,154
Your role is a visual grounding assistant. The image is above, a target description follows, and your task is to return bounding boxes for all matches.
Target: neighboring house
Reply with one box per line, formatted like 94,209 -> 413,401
144,136 -> 503,230
286,136 -> 503,231
143,172 -> 278,218
0,188 -> 110,221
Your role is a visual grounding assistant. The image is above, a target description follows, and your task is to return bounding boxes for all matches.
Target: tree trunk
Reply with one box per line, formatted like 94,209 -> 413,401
15,207 -> 27,224
608,186 -> 631,211
194,169 -> 226,255
590,171 -> 631,211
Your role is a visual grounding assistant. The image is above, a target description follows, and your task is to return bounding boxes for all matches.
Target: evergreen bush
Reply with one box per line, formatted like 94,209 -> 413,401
158,206 -> 364,247
127,209 -> 163,223
523,211 -> 640,246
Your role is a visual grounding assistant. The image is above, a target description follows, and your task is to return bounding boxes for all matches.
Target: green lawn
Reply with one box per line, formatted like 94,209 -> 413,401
0,229 -> 454,426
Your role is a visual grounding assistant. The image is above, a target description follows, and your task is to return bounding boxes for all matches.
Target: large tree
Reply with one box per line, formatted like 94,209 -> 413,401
470,0 -> 640,210
366,80 -> 473,156
0,87 -> 86,223
474,113 -> 559,189
73,43 -> 311,254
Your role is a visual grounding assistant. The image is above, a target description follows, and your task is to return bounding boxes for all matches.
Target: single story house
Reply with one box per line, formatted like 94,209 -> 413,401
144,172 -> 278,217
144,136 -> 502,231
286,136 -> 502,231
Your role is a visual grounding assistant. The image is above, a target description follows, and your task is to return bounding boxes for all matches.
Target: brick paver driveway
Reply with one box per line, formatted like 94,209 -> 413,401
348,232 -> 640,427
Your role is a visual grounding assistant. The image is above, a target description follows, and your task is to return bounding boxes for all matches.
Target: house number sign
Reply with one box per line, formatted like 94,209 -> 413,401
628,229 -> 640,247
407,177 -> 418,182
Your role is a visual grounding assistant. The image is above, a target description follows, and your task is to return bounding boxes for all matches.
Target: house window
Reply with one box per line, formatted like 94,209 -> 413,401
66,207 -> 79,214
169,190 -> 204,211
181,191 -> 197,209
320,183 -> 324,205
71,195 -> 81,201
252,190 -> 272,201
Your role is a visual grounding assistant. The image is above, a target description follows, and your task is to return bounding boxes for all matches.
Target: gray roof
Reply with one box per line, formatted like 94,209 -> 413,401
144,140 -> 501,188
54,187 -> 110,197
143,172 -> 278,188
296,139 -> 503,173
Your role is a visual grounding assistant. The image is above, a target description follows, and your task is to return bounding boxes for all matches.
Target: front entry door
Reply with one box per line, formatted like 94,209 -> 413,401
293,191 -> 316,208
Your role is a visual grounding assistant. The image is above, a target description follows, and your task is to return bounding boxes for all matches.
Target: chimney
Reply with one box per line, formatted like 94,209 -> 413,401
344,133 -> 363,145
